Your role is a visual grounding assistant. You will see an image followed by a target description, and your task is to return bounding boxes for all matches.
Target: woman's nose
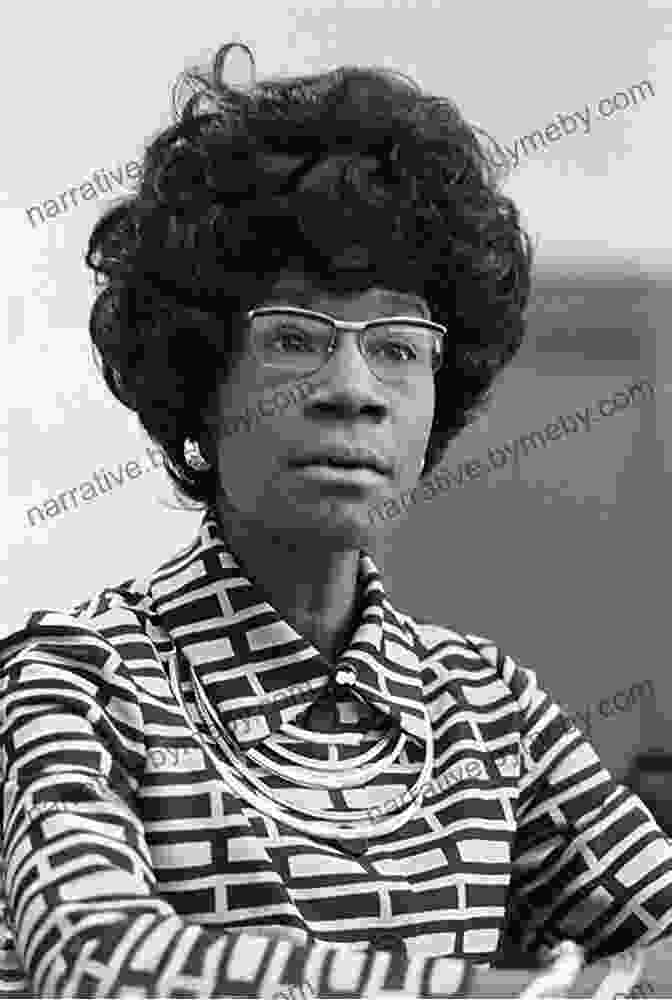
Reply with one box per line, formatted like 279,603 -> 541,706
319,331 -> 379,387
306,332 -> 390,414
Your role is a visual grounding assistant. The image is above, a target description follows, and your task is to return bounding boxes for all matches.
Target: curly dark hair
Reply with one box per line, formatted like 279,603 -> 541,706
85,41 -> 534,507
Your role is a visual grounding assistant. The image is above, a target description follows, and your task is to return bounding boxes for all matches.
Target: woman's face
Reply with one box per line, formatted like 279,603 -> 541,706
203,266 -> 436,550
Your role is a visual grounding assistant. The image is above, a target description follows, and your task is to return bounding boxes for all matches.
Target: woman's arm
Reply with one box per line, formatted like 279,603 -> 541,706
472,639 -> 672,965
0,635 -> 471,998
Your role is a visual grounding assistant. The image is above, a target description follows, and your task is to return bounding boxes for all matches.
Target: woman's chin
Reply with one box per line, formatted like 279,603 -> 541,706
259,501 -> 387,550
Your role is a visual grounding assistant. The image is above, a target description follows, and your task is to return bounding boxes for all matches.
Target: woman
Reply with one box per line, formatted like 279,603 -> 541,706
1,42 -> 670,999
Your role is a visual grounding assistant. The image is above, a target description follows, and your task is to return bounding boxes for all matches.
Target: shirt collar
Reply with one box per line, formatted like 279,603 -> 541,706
148,507 -> 428,746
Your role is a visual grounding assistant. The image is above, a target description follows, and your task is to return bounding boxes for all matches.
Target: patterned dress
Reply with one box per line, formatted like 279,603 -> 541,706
0,508 -> 670,997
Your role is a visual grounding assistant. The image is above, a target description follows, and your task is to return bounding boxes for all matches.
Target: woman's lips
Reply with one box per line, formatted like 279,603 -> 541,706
289,448 -> 392,476
292,462 -> 386,485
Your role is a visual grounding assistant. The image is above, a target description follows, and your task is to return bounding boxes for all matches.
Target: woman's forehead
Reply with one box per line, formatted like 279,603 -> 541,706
261,269 -> 430,316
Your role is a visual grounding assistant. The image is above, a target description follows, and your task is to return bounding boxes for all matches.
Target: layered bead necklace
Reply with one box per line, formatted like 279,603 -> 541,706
168,653 -> 435,841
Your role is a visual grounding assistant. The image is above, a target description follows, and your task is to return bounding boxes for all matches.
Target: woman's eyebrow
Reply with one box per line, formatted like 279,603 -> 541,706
378,293 -> 429,316
261,288 -> 314,307
260,290 -> 429,315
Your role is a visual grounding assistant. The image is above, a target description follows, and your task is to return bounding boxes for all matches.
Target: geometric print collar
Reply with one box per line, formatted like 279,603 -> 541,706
148,507 -> 428,746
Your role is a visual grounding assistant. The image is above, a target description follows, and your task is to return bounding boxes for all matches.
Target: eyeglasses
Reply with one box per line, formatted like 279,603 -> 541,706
244,306 -> 448,384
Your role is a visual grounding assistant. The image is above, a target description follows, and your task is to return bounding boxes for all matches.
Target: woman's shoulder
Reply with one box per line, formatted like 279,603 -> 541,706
403,611 -> 500,665
405,612 -> 539,702
0,577 -> 158,779
0,573 -> 156,678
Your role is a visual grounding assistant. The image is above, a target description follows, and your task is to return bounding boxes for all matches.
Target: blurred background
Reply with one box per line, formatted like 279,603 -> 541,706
1,2 -> 670,802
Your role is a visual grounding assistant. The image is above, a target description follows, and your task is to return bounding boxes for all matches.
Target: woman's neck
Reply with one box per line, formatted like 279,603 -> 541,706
213,508 -> 363,665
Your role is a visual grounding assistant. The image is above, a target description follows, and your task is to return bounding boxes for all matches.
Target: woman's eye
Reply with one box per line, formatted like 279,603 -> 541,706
372,341 -> 418,363
272,328 -> 314,352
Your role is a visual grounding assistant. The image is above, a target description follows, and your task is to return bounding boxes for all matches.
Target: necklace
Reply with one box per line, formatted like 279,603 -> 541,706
167,651 -> 435,840
263,725 -> 397,770
244,728 -> 407,788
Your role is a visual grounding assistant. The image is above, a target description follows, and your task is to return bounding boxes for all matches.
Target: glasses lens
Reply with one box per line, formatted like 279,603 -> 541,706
250,311 -> 333,373
249,311 -> 443,381
364,322 -> 441,379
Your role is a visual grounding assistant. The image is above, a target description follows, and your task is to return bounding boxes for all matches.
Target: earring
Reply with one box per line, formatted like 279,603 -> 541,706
184,437 -> 212,472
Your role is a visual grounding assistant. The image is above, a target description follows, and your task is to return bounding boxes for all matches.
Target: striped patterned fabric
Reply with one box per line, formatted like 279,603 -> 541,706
0,507 -> 670,997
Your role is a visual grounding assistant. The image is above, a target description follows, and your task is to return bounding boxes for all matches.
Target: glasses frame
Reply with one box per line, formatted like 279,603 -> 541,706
243,305 -> 449,383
